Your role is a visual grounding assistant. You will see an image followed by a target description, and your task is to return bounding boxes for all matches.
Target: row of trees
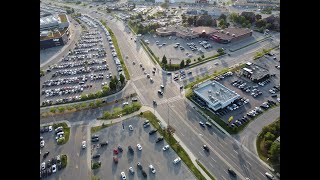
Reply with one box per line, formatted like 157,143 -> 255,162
129,20 -> 161,34
260,119 -> 280,162
182,15 -> 216,27
101,102 -> 142,119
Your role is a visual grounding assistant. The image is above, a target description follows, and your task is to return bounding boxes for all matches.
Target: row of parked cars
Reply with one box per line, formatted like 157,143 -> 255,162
51,65 -> 108,77
231,80 -> 263,98
214,97 -> 248,117
52,59 -> 106,70
40,154 -> 63,179
213,71 -> 233,81
42,84 -> 91,97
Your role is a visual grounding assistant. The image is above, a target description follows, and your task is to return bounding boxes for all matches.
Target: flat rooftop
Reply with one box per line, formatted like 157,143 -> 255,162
212,28 -> 252,41
40,28 -> 68,41
243,63 -> 269,80
194,80 -> 239,110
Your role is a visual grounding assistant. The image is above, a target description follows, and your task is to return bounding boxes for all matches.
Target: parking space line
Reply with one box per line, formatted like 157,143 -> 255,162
247,162 -> 252,166
221,175 -> 226,180
180,132 -> 185,136
199,151 -> 204,157
233,150 -> 238,154
259,172 -> 265,176
230,153 -> 236,159
211,157 -> 216,162
209,162 -> 214,168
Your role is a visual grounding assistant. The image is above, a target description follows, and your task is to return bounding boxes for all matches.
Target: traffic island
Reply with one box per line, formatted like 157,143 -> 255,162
97,102 -> 142,120
53,123 -> 70,145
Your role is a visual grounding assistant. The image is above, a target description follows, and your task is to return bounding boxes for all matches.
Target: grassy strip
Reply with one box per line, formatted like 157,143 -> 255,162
140,40 -> 158,64
188,53 -> 225,69
98,102 -> 142,120
196,160 -> 215,180
254,46 -> 279,60
100,20 -> 130,80
229,36 -> 271,52
185,64 -> 245,89
140,111 -> 207,180
61,154 -> 68,168
91,123 -> 117,134
127,22 -> 137,35
92,176 -> 100,180
41,93 -> 137,117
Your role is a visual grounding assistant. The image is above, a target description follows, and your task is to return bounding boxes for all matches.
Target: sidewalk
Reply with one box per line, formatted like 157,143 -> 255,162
40,120 -> 71,127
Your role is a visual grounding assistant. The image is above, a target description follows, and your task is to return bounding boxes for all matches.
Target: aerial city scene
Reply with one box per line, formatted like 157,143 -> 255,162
40,0 -> 280,179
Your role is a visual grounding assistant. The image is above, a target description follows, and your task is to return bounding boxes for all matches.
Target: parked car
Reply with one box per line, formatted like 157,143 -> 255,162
100,141 -> 108,147
120,171 -> 126,180
265,172 -> 275,179
173,157 -> 181,164
149,165 -> 156,173
156,136 -> 164,143
118,145 -> 123,152
228,168 -> 237,177
137,162 -> 143,170
92,154 -> 100,159
128,145 -> 134,154
199,121 -> 205,127
129,125 -> 133,131
203,145 -> 209,152
137,144 -> 142,150
113,156 -> 118,163
129,167 -> 134,174
163,145 -> 170,151
149,129 -> 157,135
205,122 -> 212,127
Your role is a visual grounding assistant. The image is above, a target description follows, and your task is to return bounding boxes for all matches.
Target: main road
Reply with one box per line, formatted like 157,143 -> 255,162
42,1 -> 277,179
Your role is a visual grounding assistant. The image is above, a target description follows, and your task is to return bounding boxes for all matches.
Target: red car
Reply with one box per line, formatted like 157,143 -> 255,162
113,148 -> 119,154
113,157 -> 118,163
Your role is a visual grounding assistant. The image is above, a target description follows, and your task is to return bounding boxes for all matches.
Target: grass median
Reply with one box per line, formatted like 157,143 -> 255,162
196,160 -> 215,180
140,111 -> 207,180
98,102 -> 142,120
91,122 -> 117,134
52,123 -> 70,145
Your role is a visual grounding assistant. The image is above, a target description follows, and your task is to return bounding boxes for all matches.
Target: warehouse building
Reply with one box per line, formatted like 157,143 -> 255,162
193,80 -> 240,111
40,14 -> 70,49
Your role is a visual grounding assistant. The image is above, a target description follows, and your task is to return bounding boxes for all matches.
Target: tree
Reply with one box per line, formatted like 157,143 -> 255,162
186,59 -> 191,65
89,102 -> 95,108
162,55 -> 167,65
180,60 -> 185,68
109,76 -> 118,91
264,132 -> 276,141
266,23 -> 272,29
119,74 -> 125,85
217,48 -> 224,54
50,107 -> 56,113
201,54 -> 205,58
219,13 -> 227,21
123,105 -> 132,114
95,100 -> 102,107
113,107 -> 122,115
255,14 -> 262,20
160,3 -> 168,9
218,19 -> 226,28
132,102 -> 142,111
102,85 -> 109,93
229,12 -> 238,22
103,111 -> 111,119
187,16 -> 194,25
264,140 -> 273,150
268,141 -> 280,160
255,19 -> 266,28
58,106 -> 66,113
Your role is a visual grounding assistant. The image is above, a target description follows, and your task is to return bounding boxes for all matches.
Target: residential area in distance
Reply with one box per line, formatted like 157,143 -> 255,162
40,0 -> 280,180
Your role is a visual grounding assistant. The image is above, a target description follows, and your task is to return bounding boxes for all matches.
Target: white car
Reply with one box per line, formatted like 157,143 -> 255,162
40,140 -> 45,148
129,125 -> 133,131
129,167 -> 134,174
277,98 -> 280,102
137,144 -> 142,151
82,141 -> 86,149
162,145 -> 170,151
52,164 -> 57,173
149,165 -> 156,173
48,126 -> 53,132
41,162 -> 46,170
123,102 -> 129,106
121,171 -> 126,180
173,157 -> 181,164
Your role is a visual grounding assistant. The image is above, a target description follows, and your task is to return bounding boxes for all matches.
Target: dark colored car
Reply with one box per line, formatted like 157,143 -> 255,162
91,138 -> 99,142
92,154 -> 101,159
128,146 -> 134,154
118,145 -> 123,152
40,128 -> 45,133
91,135 -> 99,139
113,157 -> 118,163
149,129 -> 157,135
137,162 -> 143,170
43,151 -> 50,158
156,136 -> 164,143
228,168 -> 237,177
142,169 -> 147,177
203,145 -> 209,152
44,127 -> 49,132
100,141 -> 108,147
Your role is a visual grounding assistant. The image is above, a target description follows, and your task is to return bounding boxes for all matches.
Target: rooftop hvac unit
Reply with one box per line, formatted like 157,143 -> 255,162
208,90 -> 212,93
226,32 -> 230,35
211,83 -> 215,86
216,91 -> 220,95
220,30 -> 224,33
232,34 -> 236,37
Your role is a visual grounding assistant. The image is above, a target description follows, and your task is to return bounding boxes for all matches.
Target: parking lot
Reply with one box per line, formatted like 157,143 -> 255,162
40,124 -> 89,179
40,15 -> 122,106
91,116 -> 195,180
193,50 -> 280,127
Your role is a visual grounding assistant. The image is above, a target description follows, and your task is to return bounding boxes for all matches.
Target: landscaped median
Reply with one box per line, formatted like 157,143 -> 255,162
140,111 -> 207,180
91,122 -> 117,134
40,93 -> 137,118
196,160 -> 215,180
229,35 -> 271,52
100,20 -> 130,80
253,46 -> 279,60
53,123 -> 70,145
98,102 -> 142,120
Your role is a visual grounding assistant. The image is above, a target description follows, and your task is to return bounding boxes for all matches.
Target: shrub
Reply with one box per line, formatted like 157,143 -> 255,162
50,108 -> 56,113
61,154 -> 68,168
92,162 -> 101,169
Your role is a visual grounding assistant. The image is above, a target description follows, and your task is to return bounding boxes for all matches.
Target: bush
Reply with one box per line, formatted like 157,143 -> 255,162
95,100 -> 102,107
58,106 -> 66,113
92,162 -> 101,169
103,111 -> 111,119
57,138 -> 64,145
89,102 -> 95,108
61,154 -> 68,168
201,55 -> 205,58
50,108 -> 56,113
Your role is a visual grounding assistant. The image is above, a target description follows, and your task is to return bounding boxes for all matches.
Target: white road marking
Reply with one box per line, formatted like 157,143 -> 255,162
209,162 -> 214,168
221,175 -> 226,180
259,172 -> 265,176
247,162 -> 252,166
211,157 -> 216,162
230,153 -> 236,159
199,151 -> 204,157
234,150 -> 238,154
180,132 -> 185,136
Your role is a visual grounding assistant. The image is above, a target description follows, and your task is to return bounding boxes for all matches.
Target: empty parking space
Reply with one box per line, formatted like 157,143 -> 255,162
91,116 -> 195,180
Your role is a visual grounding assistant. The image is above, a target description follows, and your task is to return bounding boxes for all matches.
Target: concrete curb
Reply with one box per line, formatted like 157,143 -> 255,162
40,120 -> 71,127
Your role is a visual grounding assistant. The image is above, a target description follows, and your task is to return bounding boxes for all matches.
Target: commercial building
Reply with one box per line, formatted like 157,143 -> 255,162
241,62 -> 270,83
193,80 -> 240,111
40,14 -> 70,49
211,27 -> 252,44
156,26 -> 252,43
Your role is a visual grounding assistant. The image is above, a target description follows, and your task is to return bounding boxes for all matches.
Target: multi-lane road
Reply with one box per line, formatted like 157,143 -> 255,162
41,1 -> 279,179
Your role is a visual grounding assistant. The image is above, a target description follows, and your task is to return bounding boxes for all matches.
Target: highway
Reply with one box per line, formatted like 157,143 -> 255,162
42,1 -> 277,179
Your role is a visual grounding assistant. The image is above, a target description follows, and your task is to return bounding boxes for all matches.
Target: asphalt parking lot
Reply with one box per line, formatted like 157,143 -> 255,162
209,51 -> 280,124
40,18 -> 121,106
91,116 -> 195,180
40,124 -> 90,180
